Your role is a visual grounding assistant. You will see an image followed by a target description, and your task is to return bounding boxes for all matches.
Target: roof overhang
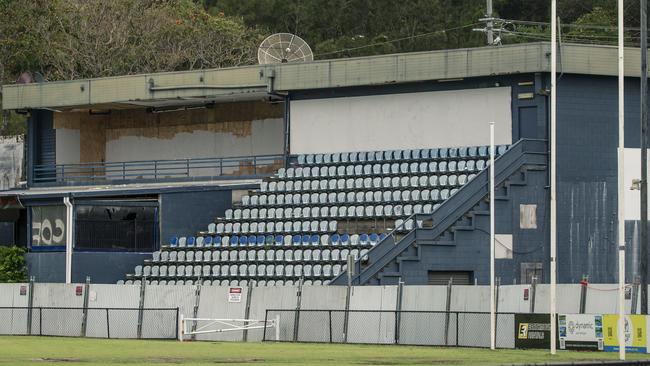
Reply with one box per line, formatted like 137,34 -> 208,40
1,42 -> 645,111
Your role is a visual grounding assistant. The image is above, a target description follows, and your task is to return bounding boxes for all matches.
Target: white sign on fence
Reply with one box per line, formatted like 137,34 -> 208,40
558,314 -> 604,351
228,287 -> 243,303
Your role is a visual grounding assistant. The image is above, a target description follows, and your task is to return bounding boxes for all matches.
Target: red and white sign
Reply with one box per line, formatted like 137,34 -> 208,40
228,287 -> 242,303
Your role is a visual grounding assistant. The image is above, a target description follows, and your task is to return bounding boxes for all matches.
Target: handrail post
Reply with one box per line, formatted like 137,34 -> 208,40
253,156 -> 257,175
154,161 -> 158,180
122,162 -> 126,181
186,159 -> 190,177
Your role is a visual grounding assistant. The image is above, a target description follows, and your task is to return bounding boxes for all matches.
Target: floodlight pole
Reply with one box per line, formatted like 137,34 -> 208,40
549,0 -> 558,356
617,0 -> 626,360
489,121 -> 496,351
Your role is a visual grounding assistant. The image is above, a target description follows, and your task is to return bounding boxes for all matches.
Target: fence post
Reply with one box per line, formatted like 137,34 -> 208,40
579,276 -> 588,314
328,310 -> 333,343
455,311 -> 459,346
242,284 -> 254,342
106,308 -> 110,339
529,276 -> 537,313
39,307 -> 43,336
495,277 -> 501,348
263,310 -> 268,342
343,281 -> 352,343
632,277 -> 640,314
176,308 -> 180,341
293,278 -> 303,342
190,282 -> 202,341
27,276 -> 35,335
394,279 -> 404,344
444,278 -> 453,346
81,276 -> 91,337
137,280 -> 146,339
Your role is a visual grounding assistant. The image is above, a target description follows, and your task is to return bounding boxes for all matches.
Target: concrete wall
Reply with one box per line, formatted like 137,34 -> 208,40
0,282 -> 644,346
290,87 -> 512,154
53,101 -> 284,168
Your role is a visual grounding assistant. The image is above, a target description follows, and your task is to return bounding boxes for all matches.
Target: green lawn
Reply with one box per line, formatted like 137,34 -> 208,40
0,336 -> 649,366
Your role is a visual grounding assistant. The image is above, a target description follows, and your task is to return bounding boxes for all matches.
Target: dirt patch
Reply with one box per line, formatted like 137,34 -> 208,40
31,358 -> 83,362
146,357 -> 185,364
213,359 -> 265,364
356,360 -> 460,365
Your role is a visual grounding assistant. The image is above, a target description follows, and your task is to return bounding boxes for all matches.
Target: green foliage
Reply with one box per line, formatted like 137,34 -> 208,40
0,246 -> 27,283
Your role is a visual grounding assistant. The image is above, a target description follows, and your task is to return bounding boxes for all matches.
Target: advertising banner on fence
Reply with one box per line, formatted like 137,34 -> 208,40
514,313 -> 551,349
603,314 -> 647,353
558,314 -> 604,351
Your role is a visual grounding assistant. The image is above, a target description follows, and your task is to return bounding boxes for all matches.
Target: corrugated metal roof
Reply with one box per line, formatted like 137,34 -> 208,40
1,42 -> 644,110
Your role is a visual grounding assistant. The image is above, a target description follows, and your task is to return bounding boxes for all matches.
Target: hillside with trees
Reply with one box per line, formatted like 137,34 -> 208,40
0,0 -> 643,135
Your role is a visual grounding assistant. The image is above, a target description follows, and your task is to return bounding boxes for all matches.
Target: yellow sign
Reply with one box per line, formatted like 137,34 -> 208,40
603,314 -> 647,353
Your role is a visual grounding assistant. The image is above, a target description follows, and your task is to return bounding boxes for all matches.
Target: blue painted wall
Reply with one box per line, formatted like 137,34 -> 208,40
159,189 -> 232,245
26,252 -> 150,283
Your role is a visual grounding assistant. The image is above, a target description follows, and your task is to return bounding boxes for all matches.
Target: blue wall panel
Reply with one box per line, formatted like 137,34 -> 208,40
159,189 -> 232,245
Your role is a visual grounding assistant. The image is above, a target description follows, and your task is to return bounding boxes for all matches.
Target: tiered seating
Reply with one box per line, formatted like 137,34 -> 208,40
120,145 -> 508,286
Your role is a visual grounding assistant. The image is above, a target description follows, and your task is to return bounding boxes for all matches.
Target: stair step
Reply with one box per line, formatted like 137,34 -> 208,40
452,225 -> 474,231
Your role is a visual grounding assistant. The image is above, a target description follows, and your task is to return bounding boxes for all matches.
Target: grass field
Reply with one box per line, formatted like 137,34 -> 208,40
1,336 -> 649,366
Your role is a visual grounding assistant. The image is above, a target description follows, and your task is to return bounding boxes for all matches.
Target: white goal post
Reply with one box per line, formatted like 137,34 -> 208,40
178,314 -> 280,341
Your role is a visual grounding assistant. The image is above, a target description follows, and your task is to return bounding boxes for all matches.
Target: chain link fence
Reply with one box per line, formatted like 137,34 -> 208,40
263,309 -> 515,348
0,307 -> 178,339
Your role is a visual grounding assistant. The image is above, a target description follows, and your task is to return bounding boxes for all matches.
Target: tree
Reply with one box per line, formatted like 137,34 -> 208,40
0,246 -> 27,283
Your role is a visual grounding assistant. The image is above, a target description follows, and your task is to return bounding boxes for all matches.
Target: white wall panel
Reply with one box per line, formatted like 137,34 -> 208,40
290,87 -> 512,154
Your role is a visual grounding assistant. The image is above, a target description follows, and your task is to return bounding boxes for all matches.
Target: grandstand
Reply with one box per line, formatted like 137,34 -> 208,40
0,42 -> 646,286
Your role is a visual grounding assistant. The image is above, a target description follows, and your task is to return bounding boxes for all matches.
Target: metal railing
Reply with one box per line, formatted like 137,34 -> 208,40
32,154 -> 285,185
263,309 -> 515,348
0,307 -> 179,339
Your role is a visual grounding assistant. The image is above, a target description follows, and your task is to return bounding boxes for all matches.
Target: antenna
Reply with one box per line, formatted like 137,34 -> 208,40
258,33 -> 313,64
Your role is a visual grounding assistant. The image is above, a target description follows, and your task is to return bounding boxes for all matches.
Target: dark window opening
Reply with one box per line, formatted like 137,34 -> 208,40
427,271 -> 473,285
75,205 -> 158,251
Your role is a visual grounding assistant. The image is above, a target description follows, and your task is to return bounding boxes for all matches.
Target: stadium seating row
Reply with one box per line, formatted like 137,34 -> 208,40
166,233 -> 385,249
132,262 -> 347,279
119,279 -> 327,286
275,161 -> 486,182
151,247 -> 369,264
295,145 -> 507,166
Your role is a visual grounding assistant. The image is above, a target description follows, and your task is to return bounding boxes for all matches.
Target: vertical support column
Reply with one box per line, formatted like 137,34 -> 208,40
63,196 -> 73,284
641,0 -> 648,316
343,278 -> 352,343
283,95 -> 291,169
489,121 -> 496,350
549,0 -> 558,355
190,282 -> 202,341
617,0 -> 626,360
486,0 -> 493,45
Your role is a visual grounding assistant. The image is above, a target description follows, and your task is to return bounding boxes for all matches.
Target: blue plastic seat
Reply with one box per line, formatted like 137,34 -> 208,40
340,234 -> 350,246
275,235 -> 284,246
213,235 -> 222,247
169,237 -> 178,247
380,233 -> 388,241
359,233 -> 369,246
230,236 -> 239,247
265,235 -> 274,245
292,235 -> 302,246
187,237 -> 196,247
310,234 -> 319,246
239,236 -> 248,246
370,233 -> 380,245
248,235 -> 258,246
301,234 -> 310,246
330,233 -> 340,245
203,236 -> 213,247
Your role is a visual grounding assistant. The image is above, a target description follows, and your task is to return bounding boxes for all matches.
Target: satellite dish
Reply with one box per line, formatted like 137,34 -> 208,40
258,33 -> 313,64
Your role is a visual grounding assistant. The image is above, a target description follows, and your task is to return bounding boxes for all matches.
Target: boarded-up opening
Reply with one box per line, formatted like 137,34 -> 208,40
427,271 -> 473,285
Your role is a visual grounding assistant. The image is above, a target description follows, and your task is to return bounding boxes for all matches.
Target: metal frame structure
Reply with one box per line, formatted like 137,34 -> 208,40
179,315 -> 279,341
